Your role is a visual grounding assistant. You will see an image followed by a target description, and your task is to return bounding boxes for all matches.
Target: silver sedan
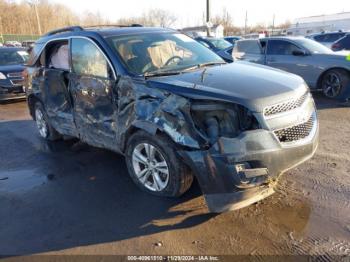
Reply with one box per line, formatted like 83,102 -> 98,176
233,37 -> 350,100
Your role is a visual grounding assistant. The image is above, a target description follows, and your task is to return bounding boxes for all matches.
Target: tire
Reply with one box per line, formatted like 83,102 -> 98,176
321,69 -> 350,99
125,130 -> 193,197
34,102 -> 61,141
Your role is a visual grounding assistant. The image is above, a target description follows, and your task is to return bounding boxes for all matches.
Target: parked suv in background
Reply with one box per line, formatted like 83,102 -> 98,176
233,37 -> 350,99
331,34 -> 350,52
0,47 -> 29,101
307,31 -> 347,48
25,26 -> 318,212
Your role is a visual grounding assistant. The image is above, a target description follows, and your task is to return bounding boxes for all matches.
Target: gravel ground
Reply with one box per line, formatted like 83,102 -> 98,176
0,94 -> 349,258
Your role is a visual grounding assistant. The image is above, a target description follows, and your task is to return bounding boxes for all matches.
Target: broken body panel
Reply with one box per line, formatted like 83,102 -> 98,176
25,29 -> 318,212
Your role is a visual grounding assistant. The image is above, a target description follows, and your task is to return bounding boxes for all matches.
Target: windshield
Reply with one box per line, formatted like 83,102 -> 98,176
295,38 -> 333,54
204,38 -> 232,50
107,32 -> 224,75
0,49 -> 29,66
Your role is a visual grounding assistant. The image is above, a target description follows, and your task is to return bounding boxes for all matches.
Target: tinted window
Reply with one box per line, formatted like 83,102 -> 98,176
294,38 -> 332,54
314,35 -> 326,41
0,49 -> 29,66
335,35 -> 350,50
235,40 -> 262,54
203,38 -> 232,50
339,35 -> 350,47
267,40 -> 302,55
71,38 -> 109,78
315,33 -> 345,42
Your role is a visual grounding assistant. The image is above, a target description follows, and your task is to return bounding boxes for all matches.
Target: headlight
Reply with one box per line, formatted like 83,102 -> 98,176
0,72 -> 6,79
191,101 -> 260,144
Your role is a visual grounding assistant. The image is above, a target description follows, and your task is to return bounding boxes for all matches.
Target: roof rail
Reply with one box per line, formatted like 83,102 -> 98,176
83,24 -> 143,29
44,26 -> 84,37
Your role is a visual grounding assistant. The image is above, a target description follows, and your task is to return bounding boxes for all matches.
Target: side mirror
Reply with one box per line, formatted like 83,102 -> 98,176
292,49 -> 307,56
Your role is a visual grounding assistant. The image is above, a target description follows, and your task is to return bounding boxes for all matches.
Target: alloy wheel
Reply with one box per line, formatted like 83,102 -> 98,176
323,72 -> 342,98
132,143 -> 169,192
35,108 -> 48,138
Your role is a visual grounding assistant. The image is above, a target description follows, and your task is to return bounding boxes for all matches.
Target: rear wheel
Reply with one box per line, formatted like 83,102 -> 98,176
34,102 -> 61,141
125,130 -> 193,197
321,69 -> 350,99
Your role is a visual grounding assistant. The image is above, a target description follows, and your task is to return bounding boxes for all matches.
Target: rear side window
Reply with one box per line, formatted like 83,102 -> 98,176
339,35 -> 350,47
71,38 -> 109,78
235,41 -> 262,54
267,40 -> 302,55
315,33 -> 345,42
314,35 -> 326,42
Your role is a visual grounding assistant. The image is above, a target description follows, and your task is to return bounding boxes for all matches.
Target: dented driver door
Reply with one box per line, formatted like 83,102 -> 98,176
69,37 -> 117,150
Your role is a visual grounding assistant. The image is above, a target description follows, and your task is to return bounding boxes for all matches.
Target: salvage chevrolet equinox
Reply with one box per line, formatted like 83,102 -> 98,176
24,26 -> 319,212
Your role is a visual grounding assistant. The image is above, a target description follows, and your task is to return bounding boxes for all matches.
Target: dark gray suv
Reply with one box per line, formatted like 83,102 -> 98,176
25,26 -> 318,212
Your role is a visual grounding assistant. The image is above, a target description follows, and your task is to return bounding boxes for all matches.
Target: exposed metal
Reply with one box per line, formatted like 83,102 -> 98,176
25,27 -> 319,213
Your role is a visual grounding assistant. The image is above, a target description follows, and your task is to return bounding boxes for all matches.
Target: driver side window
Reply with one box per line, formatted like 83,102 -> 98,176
71,38 -> 110,78
267,40 -> 302,55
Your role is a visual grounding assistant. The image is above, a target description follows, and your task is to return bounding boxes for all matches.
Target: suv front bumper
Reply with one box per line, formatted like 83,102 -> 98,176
180,117 -> 319,213
0,81 -> 25,101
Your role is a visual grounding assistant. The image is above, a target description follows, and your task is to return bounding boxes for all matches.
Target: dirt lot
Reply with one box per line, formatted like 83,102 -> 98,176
0,94 -> 349,258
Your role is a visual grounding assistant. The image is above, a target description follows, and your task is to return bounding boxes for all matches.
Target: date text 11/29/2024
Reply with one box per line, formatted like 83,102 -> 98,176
127,255 -> 220,261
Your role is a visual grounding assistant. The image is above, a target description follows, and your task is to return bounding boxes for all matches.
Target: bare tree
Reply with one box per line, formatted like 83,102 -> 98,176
212,8 -> 240,36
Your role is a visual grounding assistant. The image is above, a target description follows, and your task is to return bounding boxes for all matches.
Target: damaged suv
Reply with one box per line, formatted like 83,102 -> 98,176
25,26 -> 318,212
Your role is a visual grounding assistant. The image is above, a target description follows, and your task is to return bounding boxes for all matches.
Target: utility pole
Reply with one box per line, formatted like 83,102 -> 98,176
206,0 -> 211,37
33,1 -> 42,35
0,15 -> 4,44
271,14 -> 275,36
27,1 -> 42,35
244,10 -> 248,35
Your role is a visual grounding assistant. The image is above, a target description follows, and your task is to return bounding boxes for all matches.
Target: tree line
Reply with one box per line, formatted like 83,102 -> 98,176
0,0 -> 290,36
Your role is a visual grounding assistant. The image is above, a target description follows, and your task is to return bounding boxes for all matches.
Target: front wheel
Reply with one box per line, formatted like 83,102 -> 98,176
34,102 -> 61,141
125,130 -> 193,197
321,69 -> 350,99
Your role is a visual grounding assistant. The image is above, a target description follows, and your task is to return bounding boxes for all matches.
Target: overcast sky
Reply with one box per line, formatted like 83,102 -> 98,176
53,0 -> 349,28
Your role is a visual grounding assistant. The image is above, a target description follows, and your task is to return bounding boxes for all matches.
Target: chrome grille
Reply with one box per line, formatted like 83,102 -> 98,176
264,92 -> 308,117
7,72 -> 23,78
274,115 -> 314,143
10,79 -> 24,86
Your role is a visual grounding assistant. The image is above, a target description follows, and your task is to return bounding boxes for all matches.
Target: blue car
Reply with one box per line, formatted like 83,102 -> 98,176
195,36 -> 234,62
0,47 -> 29,101
224,36 -> 241,46
233,37 -> 350,99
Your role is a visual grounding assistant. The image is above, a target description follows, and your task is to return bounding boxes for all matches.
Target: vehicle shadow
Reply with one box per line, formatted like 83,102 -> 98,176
0,120 -> 216,255
312,91 -> 349,110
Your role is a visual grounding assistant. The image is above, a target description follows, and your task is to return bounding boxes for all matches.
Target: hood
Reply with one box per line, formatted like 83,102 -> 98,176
147,61 -> 308,112
0,64 -> 25,73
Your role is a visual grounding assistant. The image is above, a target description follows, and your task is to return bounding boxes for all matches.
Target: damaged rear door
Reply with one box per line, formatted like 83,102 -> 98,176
69,37 -> 118,150
41,40 -> 76,136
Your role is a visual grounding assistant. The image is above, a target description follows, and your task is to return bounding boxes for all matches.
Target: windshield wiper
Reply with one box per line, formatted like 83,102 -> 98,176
144,70 -> 183,78
183,61 -> 226,71
144,62 -> 226,78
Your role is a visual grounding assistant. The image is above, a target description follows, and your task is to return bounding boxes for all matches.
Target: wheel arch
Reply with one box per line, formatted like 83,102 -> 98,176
121,120 -> 200,154
27,94 -> 43,120
317,67 -> 350,89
